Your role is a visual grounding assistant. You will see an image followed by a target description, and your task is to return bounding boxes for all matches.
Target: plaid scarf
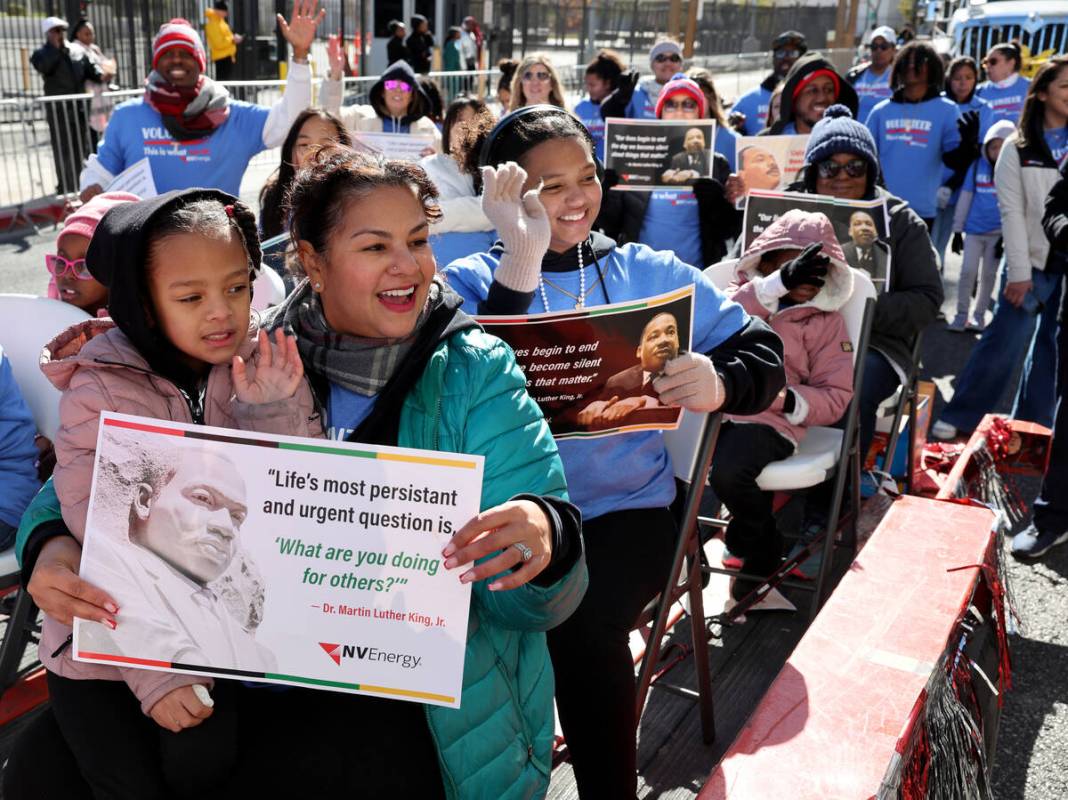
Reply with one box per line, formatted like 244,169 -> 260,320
144,72 -> 231,142
283,278 -> 444,397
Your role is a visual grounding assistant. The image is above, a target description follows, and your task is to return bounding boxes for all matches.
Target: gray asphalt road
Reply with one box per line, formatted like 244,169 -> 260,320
0,224 -> 1064,798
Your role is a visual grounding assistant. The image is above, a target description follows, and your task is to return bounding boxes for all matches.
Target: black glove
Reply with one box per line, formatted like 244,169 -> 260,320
727,110 -> 747,134
957,110 -> 980,150
779,242 -> 829,290
599,71 -> 639,120
601,167 -> 619,193
691,176 -> 724,204
994,237 -> 1004,260
951,231 -> 964,255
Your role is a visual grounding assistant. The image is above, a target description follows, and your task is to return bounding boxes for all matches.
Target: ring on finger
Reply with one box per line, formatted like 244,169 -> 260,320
512,542 -> 534,562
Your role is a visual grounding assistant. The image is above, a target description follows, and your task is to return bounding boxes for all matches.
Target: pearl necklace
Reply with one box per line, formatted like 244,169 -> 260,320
539,238 -> 591,312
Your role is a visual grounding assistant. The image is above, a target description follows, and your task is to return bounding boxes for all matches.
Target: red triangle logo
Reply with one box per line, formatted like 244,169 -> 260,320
319,642 -> 341,665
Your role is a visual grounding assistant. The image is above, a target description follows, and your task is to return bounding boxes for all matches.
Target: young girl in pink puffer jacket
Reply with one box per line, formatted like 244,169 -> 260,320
39,189 -> 322,799
709,209 -> 855,600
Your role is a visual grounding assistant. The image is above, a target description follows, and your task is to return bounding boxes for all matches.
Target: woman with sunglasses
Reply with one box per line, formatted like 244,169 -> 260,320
847,25 -> 897,123
508,53 -> 566,111
599,39 -> 685,121
46,192 -> 140,315
321,58 -> 441,151
600,72 -> 740,268
977,41 -> 1030,124
790,105 -> 942,461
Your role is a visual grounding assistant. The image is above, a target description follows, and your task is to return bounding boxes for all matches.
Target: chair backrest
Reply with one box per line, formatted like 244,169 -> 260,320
704,259 -> 738,291
839,268 -> 877,366
0,294 -> 91,441
252,266 -> 286,310
663,409 -> 710,482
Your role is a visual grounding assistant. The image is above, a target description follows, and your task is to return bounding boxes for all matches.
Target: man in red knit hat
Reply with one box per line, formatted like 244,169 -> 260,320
79,1 -> 325,201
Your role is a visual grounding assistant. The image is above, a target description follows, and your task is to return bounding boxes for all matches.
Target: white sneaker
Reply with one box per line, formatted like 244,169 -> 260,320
931,420 -> 959,440
967,315 -> 986,332
946,313 -> 968,332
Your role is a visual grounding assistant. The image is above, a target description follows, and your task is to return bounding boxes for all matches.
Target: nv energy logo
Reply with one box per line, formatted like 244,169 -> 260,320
319,642 -> 423,669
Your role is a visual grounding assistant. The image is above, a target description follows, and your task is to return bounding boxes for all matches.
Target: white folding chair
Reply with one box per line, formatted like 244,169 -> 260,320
0,295 -> 86,692
701,266 -> 878,619
0,294 -> 90,442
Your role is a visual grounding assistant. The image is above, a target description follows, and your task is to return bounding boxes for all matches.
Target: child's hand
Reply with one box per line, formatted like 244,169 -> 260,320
233,329 -> 305,405
149,685 -> 213,733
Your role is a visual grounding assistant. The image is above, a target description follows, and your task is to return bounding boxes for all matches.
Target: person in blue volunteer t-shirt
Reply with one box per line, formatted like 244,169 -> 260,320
947,119 -> 1017,331
442,105 -> 784,799
929,56 -> 994,267
598,39 -> 684,122
78,9 -> 322,201
866,41 -> 978,227
573,49 -> 626,160
599,73 -> 741,268
977,42 -> 1031,125
849,25 -> 897,123
729,31 -> 807,135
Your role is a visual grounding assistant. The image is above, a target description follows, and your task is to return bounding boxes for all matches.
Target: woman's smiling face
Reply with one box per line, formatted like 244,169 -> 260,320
520,137 -> 602,253
300,185 -> 437,340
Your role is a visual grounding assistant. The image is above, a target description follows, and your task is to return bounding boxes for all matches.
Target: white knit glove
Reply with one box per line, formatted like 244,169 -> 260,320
480,162 -> 551,293
652,352 -> 725,412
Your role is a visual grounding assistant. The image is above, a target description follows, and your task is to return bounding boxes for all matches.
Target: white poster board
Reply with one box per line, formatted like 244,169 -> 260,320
355,131 -> 436,162
74,412 -> 483,708
105,158 -> 157,198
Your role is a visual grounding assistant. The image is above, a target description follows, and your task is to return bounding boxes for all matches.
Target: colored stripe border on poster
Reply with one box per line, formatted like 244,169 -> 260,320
101,417 -> 477,470
479,285 -> 694,325
76,651 -> 455,704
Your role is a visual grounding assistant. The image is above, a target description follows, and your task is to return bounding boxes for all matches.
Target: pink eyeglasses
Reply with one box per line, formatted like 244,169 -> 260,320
45,253 -> 93,280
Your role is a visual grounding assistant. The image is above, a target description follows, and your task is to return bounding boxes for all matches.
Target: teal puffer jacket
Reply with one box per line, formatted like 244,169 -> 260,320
399,326 -> 586,800
17,326 -> 587,800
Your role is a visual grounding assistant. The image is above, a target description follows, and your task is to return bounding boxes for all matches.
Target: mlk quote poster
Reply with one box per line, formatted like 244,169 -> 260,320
732,134 -> 809,200
354,131 -> 436,162
478,286 -> 694,439
604,118 -> 716,190
73,412 -> 483,708
743,190 -> 893,293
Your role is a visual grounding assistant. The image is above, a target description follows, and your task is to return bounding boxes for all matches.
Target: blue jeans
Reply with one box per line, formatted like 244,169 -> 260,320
930,201 -> 956,270
941,267 -> 1063,432
859,350 -> 903,463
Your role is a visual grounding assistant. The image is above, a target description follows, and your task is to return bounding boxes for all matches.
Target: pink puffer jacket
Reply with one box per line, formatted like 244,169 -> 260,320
724,210 -> 856,447
40,318 -> 323,714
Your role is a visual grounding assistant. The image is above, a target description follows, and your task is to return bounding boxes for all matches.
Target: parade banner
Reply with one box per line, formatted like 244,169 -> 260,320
733,135 -> 809,198
73,412 -> 483,708
354,131 -> 436,162
743,190 -> 893,293
604,118 -> 716,190
477,286 -> 694,439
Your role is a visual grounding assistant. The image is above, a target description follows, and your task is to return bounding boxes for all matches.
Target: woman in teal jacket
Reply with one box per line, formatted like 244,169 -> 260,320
9,148 -> 586,800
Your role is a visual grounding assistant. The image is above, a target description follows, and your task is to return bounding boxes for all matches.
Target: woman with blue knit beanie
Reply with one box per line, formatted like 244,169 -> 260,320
787,104 -> 943,460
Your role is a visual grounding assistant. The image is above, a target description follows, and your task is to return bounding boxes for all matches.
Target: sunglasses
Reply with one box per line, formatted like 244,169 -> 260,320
654,53 -> 682,64
816,158 -> 868,179
870,41 -> 894,51
46,253 -> 92,280
662,98 -> 699,112
773,48 -> 801,60
522,70 -> 550,82
383,79 -> 412,92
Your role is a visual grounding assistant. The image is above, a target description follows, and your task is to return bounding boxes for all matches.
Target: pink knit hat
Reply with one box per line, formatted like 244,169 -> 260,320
59,192 -> 141,247
655,72 -> 708,119
152,18 -> 207,72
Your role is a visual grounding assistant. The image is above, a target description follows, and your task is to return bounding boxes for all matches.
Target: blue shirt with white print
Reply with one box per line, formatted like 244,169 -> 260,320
640,189 -> 702,268
976,76 -> 1030,125
327,384 -> 378,441
732,84 -> 772,135
866,96 -> 961,219
854,66 -> 893,124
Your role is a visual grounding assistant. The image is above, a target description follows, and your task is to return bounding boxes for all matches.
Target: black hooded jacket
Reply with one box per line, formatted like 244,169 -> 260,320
766,52 -> 858,135
370,60 -> 432,126
85,189 -> 259,399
